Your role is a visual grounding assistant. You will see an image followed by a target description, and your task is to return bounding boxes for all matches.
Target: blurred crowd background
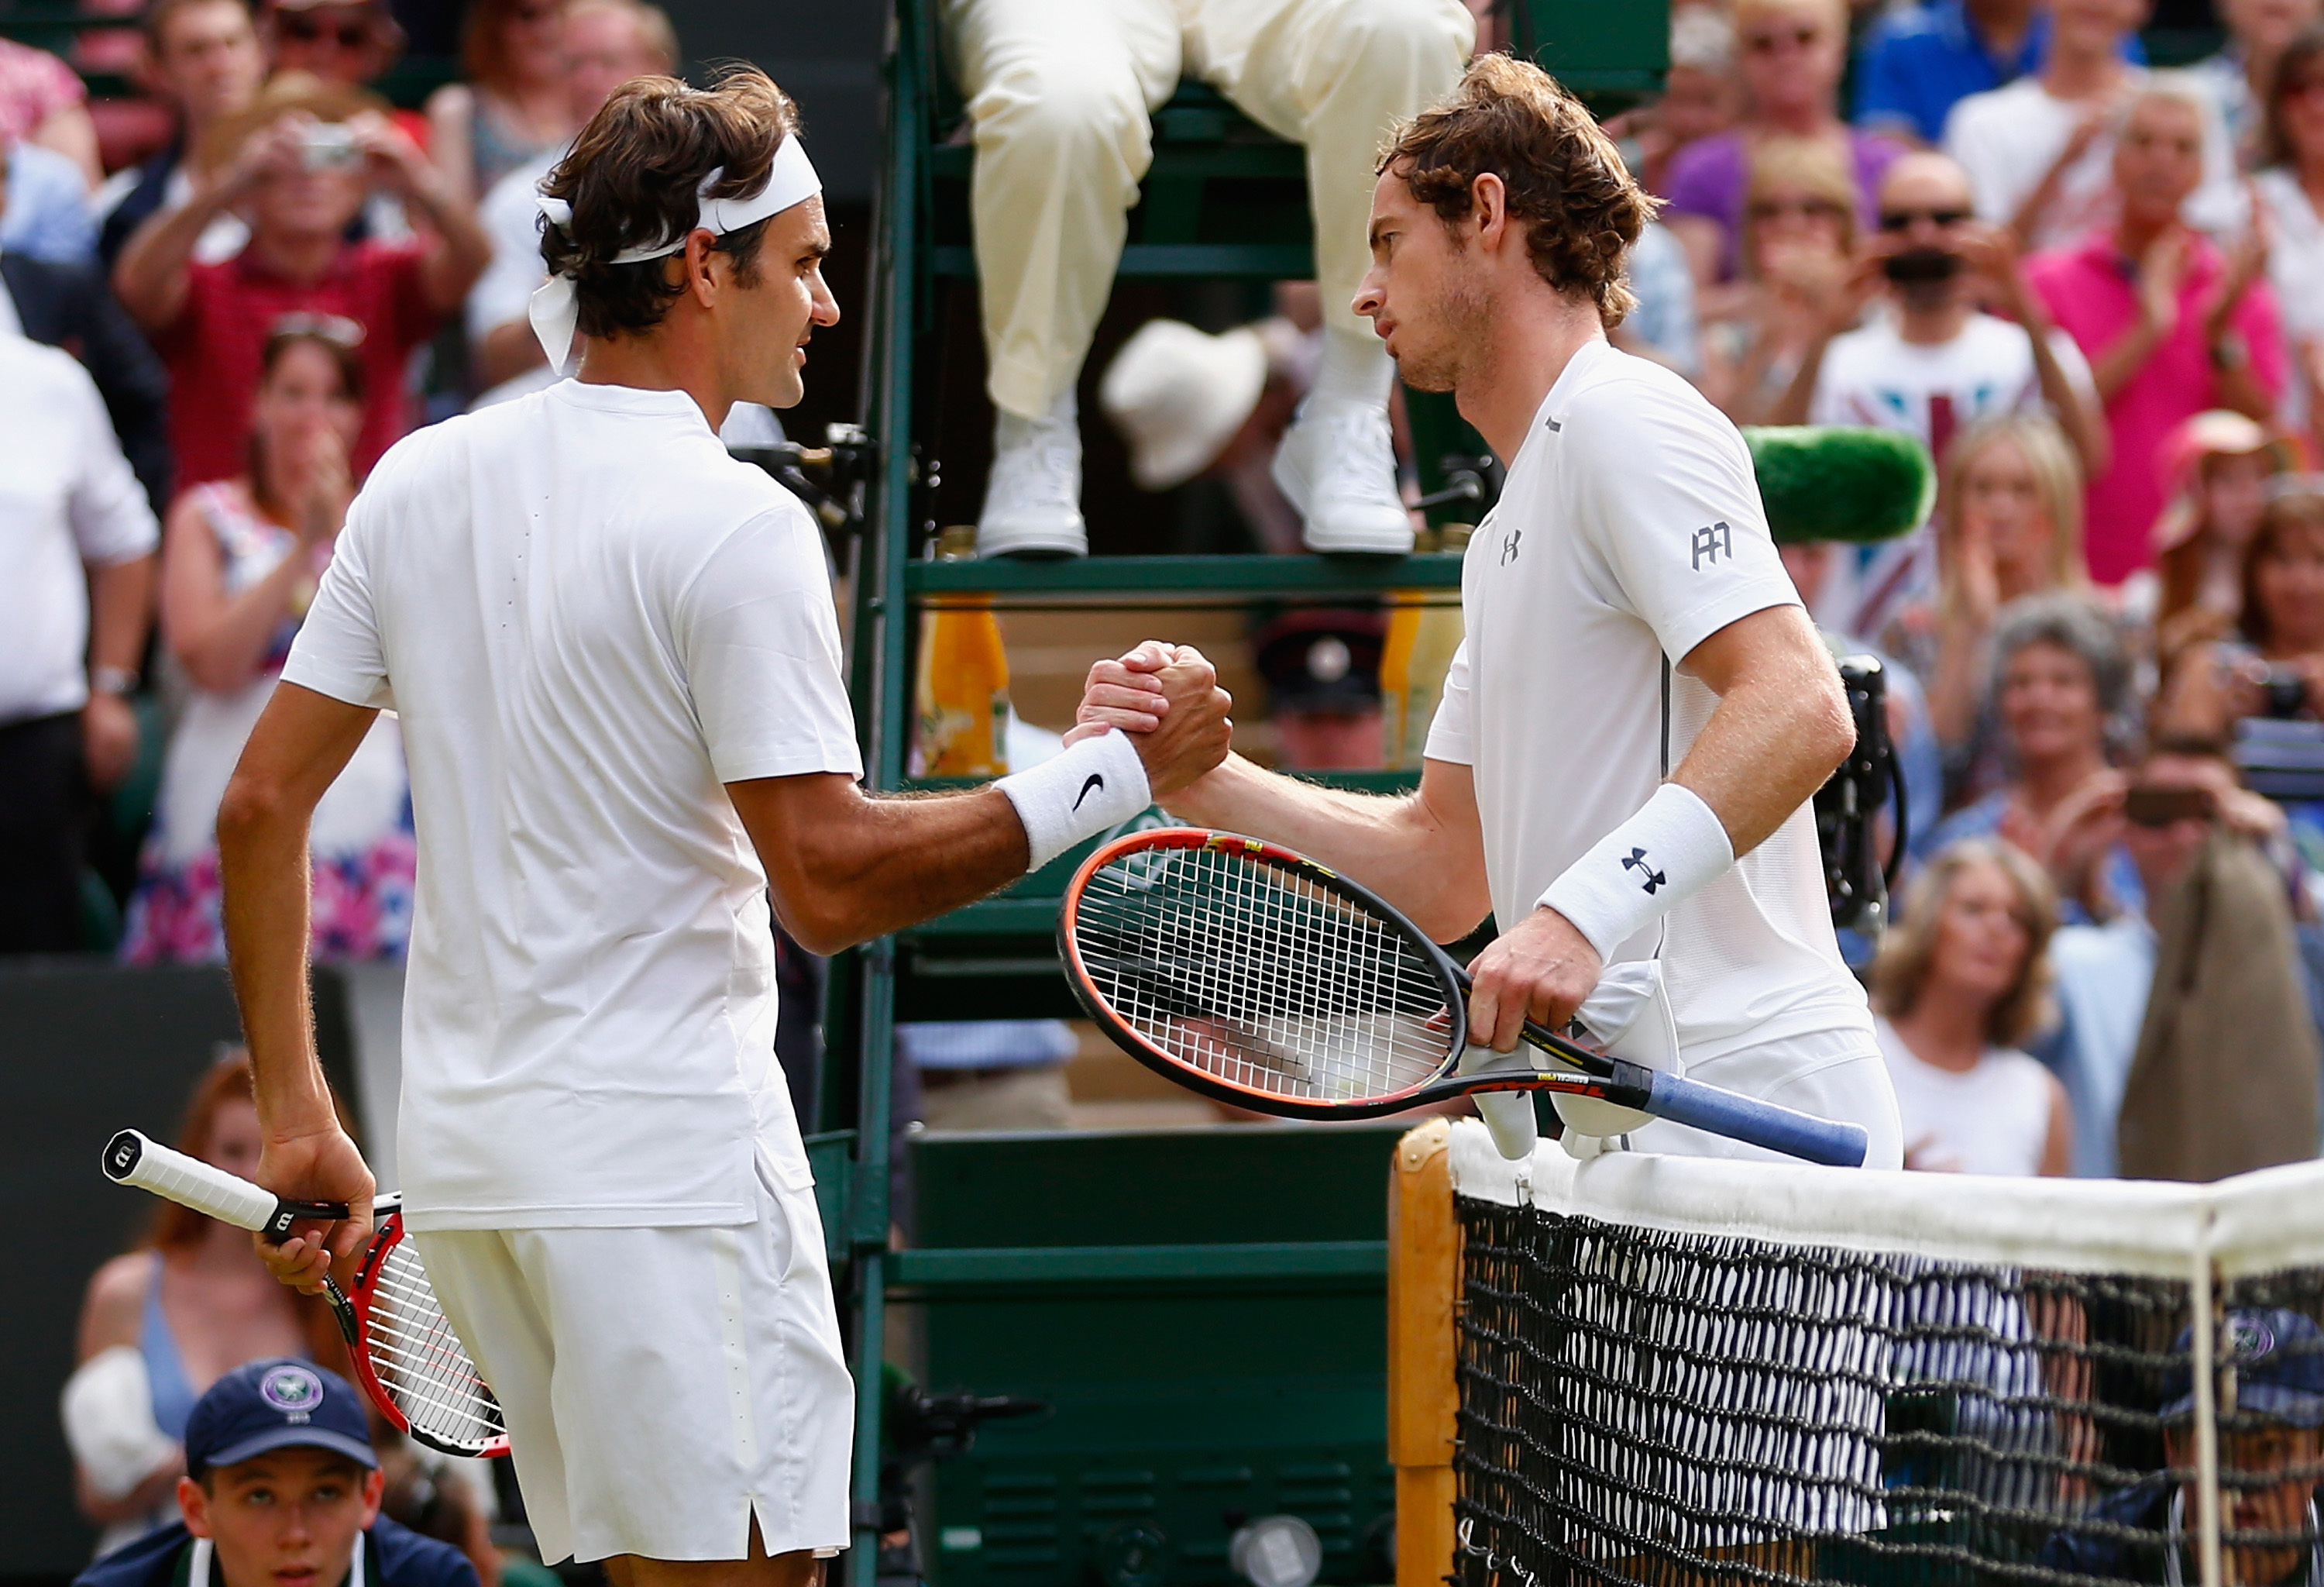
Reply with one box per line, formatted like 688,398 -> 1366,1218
12,0 -> 2324,1562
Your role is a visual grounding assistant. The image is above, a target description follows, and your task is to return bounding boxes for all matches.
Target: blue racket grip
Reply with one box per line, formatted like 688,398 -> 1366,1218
1641,1069 -> 1868,1167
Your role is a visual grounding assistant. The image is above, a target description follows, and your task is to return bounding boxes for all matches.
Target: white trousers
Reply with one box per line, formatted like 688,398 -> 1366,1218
942,0 -> 1476,418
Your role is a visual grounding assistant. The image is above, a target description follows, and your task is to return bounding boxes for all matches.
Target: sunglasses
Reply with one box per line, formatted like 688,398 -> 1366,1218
1745,25 -> 1821,52
1879,207 -> 1972,230
277,12 -> 372,47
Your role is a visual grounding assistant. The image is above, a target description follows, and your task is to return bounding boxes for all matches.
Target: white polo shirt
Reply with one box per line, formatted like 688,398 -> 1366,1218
282,379 -> 862,1231
0,335 -> 159,728
1425,340 -> 1872,1072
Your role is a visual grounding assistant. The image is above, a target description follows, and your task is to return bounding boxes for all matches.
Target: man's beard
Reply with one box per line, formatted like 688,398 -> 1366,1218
1393,269 -> 1493,394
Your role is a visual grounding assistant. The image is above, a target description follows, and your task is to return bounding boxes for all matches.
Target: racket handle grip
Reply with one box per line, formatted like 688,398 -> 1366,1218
1638,1072 -> 1870,1168
101,1130 -> 346,1238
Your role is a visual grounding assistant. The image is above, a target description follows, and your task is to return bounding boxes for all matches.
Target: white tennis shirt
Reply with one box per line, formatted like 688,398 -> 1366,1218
283,379 -> 862,1231
1425,340 -> 1872,1072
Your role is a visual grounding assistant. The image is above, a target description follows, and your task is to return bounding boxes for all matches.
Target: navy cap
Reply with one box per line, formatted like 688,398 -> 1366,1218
2162,1309 -> 2324,1427
184,1358 -> 380,1475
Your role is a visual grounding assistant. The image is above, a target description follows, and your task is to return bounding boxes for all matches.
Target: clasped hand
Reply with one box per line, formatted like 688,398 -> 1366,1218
1067,639 -> 1234,797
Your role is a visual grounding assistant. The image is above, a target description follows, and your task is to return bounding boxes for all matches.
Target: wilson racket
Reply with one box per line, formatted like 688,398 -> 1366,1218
1058,829 -> 1869,1168
101,1129 -> 510,1458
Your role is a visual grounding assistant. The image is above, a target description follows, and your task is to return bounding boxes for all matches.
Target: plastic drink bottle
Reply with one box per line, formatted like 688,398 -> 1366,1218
913,526 -> 1012,777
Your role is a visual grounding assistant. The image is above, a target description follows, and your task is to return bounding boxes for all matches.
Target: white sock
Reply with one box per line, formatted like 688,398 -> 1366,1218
1309,328 -> 1394,408
999,384 -> 1077,445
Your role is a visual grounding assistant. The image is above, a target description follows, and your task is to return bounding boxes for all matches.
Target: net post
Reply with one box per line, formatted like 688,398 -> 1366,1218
2192,1209 -> 2224,1587
1389,1118 -> 1459,1587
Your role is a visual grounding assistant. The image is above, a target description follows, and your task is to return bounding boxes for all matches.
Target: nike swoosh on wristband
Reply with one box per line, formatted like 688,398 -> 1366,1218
1073,773 -> 1105,811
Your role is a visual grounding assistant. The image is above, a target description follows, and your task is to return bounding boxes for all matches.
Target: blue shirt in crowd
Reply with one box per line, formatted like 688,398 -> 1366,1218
1852,0 -> 2142,146
0,140 -> 98,265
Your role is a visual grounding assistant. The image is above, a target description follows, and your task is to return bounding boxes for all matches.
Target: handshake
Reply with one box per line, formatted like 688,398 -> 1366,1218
1067,639 -> 1236,799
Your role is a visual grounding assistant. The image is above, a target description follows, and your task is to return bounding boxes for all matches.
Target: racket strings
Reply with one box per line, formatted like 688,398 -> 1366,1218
363,1236 -> 507,1453
1074,845 -> 1454,1101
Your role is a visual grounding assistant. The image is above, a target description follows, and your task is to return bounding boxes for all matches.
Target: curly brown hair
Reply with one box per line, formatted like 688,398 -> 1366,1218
538,65 -> 798,340
1377,53 -> 1655,328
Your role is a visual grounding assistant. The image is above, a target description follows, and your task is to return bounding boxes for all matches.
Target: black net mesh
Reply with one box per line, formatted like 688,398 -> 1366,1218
1451,1195 -> 2324,1587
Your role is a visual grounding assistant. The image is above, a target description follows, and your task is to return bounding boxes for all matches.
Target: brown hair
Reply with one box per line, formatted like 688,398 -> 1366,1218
538,65 -> 796,340
1872,838 -> 2059,1049
1378,53 -> 1655,329
1740,134 -> 1858,276
2264,27 -> 2324,170
461,0 -> 562,93
144,0 -> 253,55
2240,487 -> 2324,652
1938,413 -> 2087,621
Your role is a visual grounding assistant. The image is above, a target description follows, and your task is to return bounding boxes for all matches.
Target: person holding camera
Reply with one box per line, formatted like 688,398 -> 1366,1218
112,72 -> 489,491
2044,734 -> 2321,1178
2155,483 -> 2324,742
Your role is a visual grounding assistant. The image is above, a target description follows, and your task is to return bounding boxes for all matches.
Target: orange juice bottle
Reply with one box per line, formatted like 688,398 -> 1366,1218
913,527 -> 1012,778
1379,525 -> 1468,769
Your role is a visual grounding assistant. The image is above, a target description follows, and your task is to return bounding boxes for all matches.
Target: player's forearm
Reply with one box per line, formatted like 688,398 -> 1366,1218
761,785 -> 1032,954
1674,650 -> 1855,857
1162,755 -> 1489,942
217,782 -> 336,1139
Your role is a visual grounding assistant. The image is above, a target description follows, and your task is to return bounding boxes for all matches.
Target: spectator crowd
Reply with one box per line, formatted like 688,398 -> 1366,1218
8,0 -> 2324,1572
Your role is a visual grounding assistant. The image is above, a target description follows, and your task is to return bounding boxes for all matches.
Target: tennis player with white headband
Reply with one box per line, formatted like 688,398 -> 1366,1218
210,67 -> 1232,1579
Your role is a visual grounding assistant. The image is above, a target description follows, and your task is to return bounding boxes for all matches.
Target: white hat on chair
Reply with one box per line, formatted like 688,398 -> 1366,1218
1099,318 -> 1269,491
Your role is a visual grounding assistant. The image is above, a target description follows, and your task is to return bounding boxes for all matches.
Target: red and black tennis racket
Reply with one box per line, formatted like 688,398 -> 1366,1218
1058,828 -> 1868,1167
101,1129 -> 510,1458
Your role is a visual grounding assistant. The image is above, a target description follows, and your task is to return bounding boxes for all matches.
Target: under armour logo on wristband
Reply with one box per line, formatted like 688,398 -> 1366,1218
1621,848 -> 1667,893
1691,522 -> 1732,570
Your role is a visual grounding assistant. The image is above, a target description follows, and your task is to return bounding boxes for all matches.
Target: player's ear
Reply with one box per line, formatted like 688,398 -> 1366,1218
1470,172 -> 1508,249
682,229 -> 720,307
358,1466 -> 385,1526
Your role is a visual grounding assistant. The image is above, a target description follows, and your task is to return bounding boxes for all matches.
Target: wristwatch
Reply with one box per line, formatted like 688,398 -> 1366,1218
90,666 -> 139,697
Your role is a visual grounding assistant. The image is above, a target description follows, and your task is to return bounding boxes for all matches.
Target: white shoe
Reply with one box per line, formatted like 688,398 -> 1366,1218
1271,397 -> 1415,556
978,401 -> 1087,558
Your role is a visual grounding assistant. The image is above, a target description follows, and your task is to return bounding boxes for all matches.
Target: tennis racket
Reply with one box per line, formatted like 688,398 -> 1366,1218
101,1129 -> 510,1458
1057,829 -> 1869,1168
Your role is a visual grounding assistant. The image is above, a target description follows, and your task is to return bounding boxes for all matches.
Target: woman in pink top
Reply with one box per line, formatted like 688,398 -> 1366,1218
2027,81 -> 2286,588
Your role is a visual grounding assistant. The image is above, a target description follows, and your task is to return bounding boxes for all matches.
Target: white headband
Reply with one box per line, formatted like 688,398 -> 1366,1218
528,134 -> 822,373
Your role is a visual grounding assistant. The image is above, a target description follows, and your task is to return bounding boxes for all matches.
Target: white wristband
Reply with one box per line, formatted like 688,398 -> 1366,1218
997,728 -> 1151,873
1537,783 -> 1732,961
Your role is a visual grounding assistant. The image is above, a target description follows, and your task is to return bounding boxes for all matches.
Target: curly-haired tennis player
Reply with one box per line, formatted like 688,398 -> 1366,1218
1084,55 -> 1903,1169
213,67 -> 1230,1582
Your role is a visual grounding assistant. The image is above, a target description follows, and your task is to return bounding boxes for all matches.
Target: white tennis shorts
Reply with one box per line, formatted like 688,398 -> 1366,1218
414,1152 -> 854,1565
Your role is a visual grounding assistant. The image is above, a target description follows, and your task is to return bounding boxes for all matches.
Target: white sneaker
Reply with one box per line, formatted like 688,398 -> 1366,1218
978,401 -> 1087,558
1270,397 -> 1415,556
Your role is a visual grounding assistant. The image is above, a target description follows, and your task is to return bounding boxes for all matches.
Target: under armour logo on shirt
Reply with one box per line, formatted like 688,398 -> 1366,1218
1501,526 -> 1522,565
1621,847 -> 1666,893
1691,522 -> 1732,570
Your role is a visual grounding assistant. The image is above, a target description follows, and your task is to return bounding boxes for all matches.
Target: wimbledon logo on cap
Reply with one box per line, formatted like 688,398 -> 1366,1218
261,1363 -> 326,1423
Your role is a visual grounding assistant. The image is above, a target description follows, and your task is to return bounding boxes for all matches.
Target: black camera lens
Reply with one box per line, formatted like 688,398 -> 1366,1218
2263,667 -> 2309,718
1882,247 -> 1962,284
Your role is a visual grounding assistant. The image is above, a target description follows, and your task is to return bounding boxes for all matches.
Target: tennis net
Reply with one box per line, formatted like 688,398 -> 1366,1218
1397,1122 -> 2324,1587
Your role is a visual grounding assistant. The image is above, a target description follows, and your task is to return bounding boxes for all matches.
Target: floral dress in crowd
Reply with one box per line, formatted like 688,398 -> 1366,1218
120,484 -> 415,963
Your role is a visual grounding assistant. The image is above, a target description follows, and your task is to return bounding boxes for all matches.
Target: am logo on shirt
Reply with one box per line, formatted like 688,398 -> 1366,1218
1690,522 -> 1732,570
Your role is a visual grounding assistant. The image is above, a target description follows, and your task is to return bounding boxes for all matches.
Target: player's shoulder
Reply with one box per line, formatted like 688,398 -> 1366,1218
367,1513 -> 484,1587
1552,343 -> 1745,456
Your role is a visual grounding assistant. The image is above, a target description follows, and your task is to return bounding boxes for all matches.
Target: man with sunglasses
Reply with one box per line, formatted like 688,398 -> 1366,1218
1776,151 -> 2106,481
